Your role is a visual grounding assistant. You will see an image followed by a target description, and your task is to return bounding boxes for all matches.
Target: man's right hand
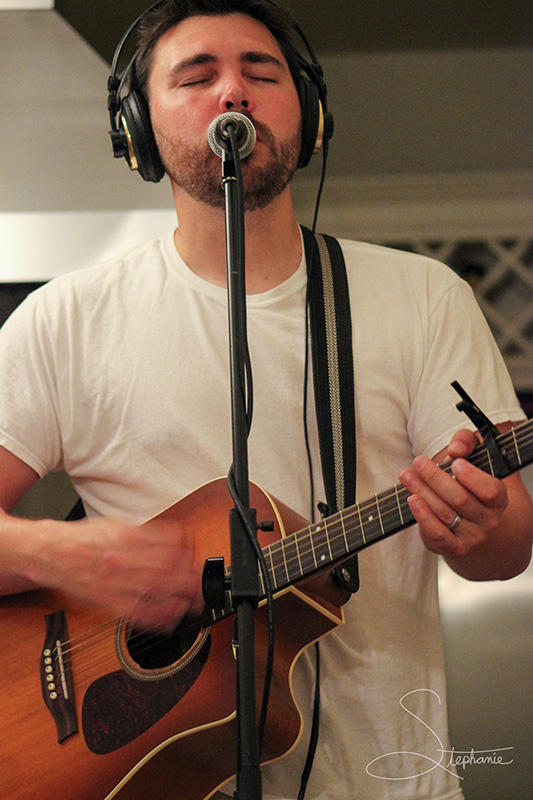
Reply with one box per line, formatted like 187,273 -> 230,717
0,446 -> 204,632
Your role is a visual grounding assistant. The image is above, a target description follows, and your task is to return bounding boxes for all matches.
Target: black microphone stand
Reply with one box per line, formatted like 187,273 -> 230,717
221,129 -> 262,800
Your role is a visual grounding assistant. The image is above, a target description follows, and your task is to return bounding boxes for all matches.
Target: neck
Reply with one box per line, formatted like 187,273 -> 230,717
172,186 -> 302,294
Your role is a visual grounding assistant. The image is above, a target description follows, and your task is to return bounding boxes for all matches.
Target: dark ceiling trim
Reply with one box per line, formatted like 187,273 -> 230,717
56,0 -> 533,66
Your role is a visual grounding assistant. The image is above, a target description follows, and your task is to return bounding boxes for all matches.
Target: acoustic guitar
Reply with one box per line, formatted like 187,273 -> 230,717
2,419 -> 532,799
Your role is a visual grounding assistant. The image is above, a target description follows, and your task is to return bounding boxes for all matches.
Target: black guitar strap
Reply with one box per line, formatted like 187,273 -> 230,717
296,228 -> 359,800
302,226 -> 359,594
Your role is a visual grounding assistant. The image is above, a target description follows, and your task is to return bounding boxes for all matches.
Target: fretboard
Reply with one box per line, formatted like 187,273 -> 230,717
205,417 -> 533,624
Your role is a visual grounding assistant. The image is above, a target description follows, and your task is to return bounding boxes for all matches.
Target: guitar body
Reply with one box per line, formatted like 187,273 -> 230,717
4,417 -> 531,799
1,480 -> 345,800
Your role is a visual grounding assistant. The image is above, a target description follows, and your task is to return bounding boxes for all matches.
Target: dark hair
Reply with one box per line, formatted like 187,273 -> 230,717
134,0 -> 302,98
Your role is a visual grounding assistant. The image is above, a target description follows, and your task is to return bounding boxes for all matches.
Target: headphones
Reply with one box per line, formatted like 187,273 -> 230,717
107,0 -> 334,182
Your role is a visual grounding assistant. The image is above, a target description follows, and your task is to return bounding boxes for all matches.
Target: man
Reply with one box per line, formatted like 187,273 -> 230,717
0,1 -> 531,799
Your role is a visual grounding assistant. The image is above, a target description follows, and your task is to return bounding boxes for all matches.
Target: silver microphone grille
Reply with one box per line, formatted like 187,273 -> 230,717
207,112 -> 256,159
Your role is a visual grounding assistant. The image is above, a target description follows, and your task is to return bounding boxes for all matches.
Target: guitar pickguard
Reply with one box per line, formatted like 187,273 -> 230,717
82,633 -> 211,754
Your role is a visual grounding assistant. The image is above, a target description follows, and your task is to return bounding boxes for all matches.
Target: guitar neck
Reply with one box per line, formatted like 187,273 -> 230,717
205,418 -> 533,623
259,418 -> 533,596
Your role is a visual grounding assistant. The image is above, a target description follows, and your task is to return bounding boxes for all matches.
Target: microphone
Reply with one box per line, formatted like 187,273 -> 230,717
208,112 -> 256,159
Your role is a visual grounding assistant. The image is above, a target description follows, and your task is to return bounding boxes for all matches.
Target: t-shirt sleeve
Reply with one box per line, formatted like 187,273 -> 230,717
0,288 -> 63,476
407,275 -> 525,459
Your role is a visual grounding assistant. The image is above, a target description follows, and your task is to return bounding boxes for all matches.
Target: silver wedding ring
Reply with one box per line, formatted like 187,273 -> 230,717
449,513 -> 462,531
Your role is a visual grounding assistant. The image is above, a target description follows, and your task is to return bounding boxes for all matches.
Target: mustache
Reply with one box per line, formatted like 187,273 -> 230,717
216,113 -> 277,152
247,116 -> 275,147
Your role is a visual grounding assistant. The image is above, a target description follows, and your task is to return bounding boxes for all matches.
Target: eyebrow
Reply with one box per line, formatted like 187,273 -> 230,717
169,50 -> 285,78
241,51 -> 285,70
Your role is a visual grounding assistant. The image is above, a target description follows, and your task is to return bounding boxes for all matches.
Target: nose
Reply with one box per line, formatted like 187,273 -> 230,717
224,97 -> 248,111
219,75 -> 252,114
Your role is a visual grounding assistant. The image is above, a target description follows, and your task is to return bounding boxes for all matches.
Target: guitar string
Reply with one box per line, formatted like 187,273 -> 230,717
55,474 -> 413,676
56,479 -> 533,684
54,424 -> 533,670
51,471 -> 430,685
52,606 -> 221,686
54,584 -> 224,662
51,423 -> 533,683
54,438 -> 531,686
247,424 -> 533,588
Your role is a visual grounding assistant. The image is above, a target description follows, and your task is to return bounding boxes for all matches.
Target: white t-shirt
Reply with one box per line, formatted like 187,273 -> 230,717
0,230 -> 524,799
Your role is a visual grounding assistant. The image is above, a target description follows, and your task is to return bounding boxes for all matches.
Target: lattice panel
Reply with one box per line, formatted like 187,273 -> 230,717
383,237 -> 533,392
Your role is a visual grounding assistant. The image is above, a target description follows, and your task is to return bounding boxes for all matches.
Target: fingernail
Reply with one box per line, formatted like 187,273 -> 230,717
408,494 -> 422,513
399,469 -> 412,484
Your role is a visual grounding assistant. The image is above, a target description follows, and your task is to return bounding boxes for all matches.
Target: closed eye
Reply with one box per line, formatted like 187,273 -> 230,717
181,78 -> 210,87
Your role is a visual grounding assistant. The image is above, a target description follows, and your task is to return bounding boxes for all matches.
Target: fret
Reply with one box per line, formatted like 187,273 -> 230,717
518,423 -> 533,463
294,532 -> 304,576
328,515 -> 349,562
267,546 -> 278,591
323,516 -> 334,562
395,484 -> 405,526
339,508 -> 349,552
356,504 -> 367,544
309,522 -> 330,569
359,502 -> 380,542
280,537 -> 291,584
297,528 -> 318,575
375,494 -> 385,536
511,427 -> 522,466
308,524 -> 319,569
273,546 -> 290,589
285,537 -> 304,584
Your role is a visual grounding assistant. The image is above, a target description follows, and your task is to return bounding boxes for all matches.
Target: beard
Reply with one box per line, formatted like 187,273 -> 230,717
153,117 -> 300,211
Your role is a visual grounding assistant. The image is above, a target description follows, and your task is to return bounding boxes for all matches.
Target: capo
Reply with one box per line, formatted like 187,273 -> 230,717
452,381 -> 511,478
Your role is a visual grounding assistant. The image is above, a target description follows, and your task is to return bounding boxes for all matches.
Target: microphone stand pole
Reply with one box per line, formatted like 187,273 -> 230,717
221,144 -> 262,800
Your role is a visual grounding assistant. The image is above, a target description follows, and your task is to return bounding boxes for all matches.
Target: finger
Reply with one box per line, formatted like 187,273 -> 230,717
450,458 -> 508,510
443,428 -> 480,460
399,466 -> 457,528
401,455 -> 503,527
400,456 -> 477,525
407,494 -> 484,557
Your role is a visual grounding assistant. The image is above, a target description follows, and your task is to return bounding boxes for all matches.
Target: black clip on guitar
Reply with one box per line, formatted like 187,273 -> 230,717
452,381 -> 511,479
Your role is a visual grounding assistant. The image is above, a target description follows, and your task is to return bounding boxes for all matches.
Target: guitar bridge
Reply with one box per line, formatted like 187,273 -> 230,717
40,609 -> 78,743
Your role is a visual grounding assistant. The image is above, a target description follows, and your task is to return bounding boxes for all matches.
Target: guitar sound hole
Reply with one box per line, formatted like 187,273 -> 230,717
126,615 -> 203,670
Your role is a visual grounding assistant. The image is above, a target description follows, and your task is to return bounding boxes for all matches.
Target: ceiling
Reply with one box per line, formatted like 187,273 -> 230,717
55,0 -> 533,63
1,3 -> 530,222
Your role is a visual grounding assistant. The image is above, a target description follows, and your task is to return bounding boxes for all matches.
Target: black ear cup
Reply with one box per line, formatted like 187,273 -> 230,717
296,72 -> 322,170
120,90 -> 165,183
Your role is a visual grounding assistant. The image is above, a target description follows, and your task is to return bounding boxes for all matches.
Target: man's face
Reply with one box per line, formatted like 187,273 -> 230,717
146,13 -> 302,210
